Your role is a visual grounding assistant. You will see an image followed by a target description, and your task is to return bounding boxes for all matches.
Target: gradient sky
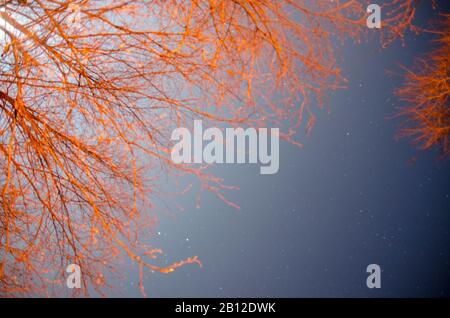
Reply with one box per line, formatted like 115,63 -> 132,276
116,1 -> 450,298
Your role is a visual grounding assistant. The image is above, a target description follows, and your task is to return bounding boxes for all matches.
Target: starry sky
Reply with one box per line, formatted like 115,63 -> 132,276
119,1 -> 450,298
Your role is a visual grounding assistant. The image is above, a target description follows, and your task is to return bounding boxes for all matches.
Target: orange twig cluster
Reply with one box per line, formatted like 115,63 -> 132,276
396,14 -> 450,158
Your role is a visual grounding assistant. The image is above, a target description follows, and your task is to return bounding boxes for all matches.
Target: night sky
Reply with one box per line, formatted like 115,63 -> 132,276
118,2 -> 450,298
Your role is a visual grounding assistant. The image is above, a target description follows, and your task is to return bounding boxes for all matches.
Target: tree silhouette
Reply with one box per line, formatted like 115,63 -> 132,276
0,0 -> 420,296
